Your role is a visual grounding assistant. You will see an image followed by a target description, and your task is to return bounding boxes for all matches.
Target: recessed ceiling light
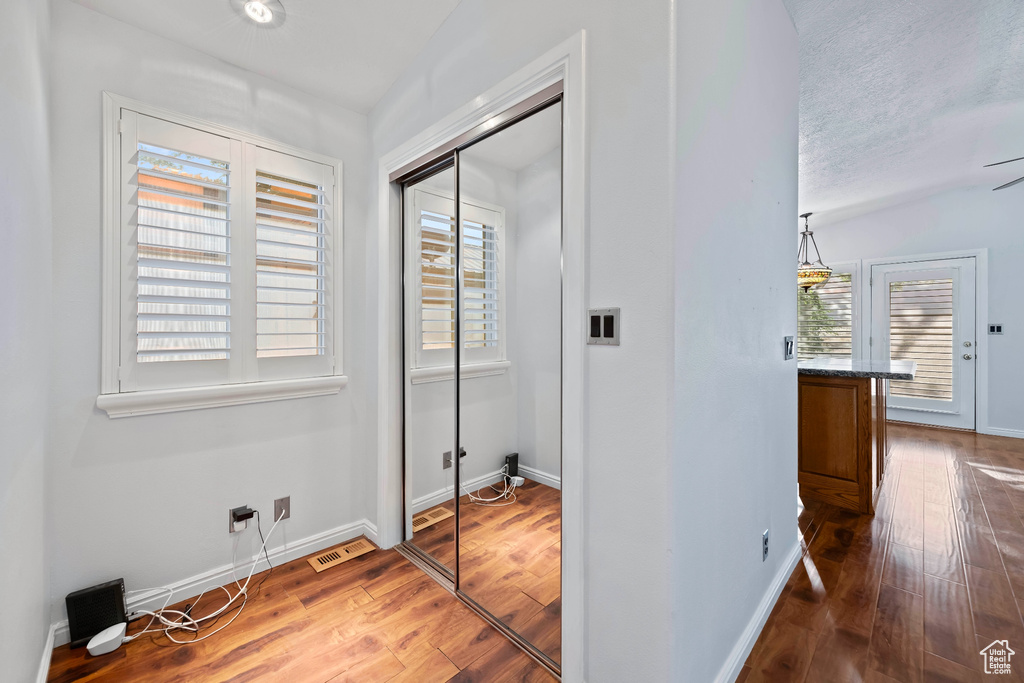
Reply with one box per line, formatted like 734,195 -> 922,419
231,0 -> 285,28
244,1 -> 273,23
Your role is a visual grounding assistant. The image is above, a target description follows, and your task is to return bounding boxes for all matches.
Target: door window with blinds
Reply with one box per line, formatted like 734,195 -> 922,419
112,107 -> 338,394
409,188 -> 505,370
797,265 -> 858,360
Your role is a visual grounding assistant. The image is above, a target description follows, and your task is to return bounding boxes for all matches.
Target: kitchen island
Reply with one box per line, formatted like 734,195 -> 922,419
797,358 -> 916,514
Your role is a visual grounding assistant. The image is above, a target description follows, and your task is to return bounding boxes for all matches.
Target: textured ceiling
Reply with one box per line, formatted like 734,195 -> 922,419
784,0 -> 1024,223
70,0 -> 462,114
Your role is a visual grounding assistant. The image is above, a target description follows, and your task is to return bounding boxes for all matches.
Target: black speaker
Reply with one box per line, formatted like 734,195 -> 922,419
66,578 -> 127,648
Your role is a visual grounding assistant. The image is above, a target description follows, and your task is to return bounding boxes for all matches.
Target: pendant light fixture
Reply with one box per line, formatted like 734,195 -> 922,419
797,212 -> 832,292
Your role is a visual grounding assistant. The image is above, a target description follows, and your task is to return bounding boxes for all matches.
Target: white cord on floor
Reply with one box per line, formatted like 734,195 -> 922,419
122,509 -> 286,645
461,463 -> 519,507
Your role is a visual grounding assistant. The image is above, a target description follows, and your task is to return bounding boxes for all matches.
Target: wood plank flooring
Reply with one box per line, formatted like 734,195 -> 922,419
743,423 -> 1024,682
47,539 -> 556,682
411,479 -> 562,665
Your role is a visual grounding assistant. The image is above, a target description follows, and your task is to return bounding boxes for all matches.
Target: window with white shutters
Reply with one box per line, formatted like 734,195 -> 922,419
797,270 -> 856,360
104,99 -> 341,407
410,189 -> 505,370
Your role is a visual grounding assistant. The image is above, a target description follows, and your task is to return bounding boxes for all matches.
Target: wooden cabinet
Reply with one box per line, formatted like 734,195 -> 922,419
798,374 -> 888,513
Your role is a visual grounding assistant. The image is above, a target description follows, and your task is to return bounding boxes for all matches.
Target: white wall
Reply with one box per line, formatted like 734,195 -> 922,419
0,0 -> 53,677
672,1 -> 800,680
46,0 -> 372,635
369,1 -> 678,679
819,185 -> 1024,435
514,149 -> 562,481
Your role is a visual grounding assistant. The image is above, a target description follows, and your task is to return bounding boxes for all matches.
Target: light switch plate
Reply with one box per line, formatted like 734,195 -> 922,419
784,336 -> 795,360
588,308 -> 620,346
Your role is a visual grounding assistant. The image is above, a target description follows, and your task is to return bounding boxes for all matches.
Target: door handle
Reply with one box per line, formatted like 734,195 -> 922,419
963,353 -> 973,360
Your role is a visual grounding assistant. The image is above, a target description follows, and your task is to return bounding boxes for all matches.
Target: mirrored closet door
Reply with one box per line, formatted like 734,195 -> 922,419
401,96 -> 563,672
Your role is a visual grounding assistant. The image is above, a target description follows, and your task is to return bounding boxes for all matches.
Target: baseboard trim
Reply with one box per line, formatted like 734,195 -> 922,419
714,539 -> 802,683
980,426 -> 1024,440
50,518 -> 378,648
411,470 -> 506,514
36,622 -> 58,683
519,464 -> 561,490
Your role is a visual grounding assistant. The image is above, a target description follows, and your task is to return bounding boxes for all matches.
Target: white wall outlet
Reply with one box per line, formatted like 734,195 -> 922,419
762,529 -> 770,561
274,496 -> 291,521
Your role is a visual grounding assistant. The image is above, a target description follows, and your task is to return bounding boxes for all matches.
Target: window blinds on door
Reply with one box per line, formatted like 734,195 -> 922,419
888,278 -> 954,400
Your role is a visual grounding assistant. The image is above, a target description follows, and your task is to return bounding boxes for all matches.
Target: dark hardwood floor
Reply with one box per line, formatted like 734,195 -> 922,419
47,536 -> 557,682
742,423 -> 1024,682
411,479 -> 562,665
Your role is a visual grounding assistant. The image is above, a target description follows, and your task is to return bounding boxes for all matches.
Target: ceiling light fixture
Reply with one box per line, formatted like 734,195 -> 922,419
231,0 -> 285,28
244,0 -> 274,23
797,212 -> 832,292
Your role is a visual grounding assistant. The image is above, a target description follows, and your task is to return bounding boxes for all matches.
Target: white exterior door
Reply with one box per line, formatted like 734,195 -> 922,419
870,257 -> 977,429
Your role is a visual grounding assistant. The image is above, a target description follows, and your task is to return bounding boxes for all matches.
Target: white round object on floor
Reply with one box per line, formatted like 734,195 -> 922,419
87,622 -> 127,656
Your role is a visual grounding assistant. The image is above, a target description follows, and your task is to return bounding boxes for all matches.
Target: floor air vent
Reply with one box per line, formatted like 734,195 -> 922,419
411,506 -> 455,533
307,538 -> 375,573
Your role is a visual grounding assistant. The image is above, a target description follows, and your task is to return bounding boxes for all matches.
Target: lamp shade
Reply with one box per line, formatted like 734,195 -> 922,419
797,212 -> 831,292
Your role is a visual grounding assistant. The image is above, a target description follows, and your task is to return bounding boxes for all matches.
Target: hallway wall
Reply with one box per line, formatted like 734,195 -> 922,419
0,0 -> 53,678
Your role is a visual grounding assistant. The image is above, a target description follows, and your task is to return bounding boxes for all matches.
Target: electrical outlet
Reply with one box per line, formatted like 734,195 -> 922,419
229,508 -> 248,533
274,496 -> 291,521
762,529 -> 770,562
443,451 -> 452,470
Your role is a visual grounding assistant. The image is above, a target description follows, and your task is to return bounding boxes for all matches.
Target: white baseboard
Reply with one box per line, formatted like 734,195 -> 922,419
50,518 -> 378,648
411,466 -> 562,515
411,470 -> 505,514
519,464 -> 561,490
36,622 -> 58,683
980,426 -> 1024,440
714,539 -> 801,683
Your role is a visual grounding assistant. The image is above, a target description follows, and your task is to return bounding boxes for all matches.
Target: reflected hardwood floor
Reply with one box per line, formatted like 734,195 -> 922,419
742,423 -> 1024,682
412,479 -> 561,665
47,540 -> 556,682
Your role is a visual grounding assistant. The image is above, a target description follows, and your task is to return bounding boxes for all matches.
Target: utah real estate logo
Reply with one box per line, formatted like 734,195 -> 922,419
980,639 -> 1015,675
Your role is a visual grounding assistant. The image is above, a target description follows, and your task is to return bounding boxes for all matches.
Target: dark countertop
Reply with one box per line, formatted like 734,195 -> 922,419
797,358 -> 917,380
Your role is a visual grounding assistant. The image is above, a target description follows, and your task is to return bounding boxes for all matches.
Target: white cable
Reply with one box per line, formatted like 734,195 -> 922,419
122,509 -> 285,645
461,463 -> 519,507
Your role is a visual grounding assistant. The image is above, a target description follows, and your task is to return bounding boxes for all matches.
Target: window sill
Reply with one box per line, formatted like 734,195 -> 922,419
410,360 -> 510,385
96,375 -> 349,418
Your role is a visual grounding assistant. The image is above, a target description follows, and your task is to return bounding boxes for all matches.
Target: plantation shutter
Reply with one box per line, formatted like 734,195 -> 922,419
251,145 -> 335,381
461,215 -> 500,352
412,189 -> 504,367
417,196 -> 457,352
888,278 -> 954,400
120,113 -> 241,391
797,272 -> 854,360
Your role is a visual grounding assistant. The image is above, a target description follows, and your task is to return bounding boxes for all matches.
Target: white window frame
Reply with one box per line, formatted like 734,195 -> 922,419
97,92 -> 346,418
796,260 -> 861,360
405,187 -> 510,384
